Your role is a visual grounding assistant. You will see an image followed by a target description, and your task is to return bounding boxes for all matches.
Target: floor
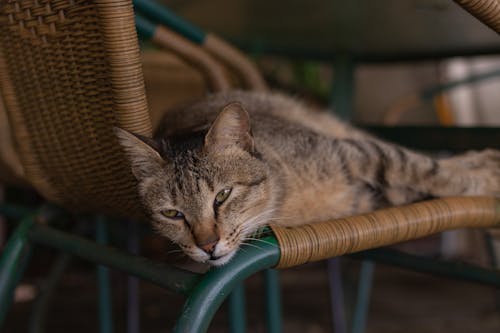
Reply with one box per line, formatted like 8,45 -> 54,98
3,255 -> 500,333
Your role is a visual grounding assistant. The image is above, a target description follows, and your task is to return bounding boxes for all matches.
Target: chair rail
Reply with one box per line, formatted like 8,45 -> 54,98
272,197 -> 500,268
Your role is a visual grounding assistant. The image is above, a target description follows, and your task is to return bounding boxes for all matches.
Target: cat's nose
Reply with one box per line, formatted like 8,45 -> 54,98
198,237 -> 220,255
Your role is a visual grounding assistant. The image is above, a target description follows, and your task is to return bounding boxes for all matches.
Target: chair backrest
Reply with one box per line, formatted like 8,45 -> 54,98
0,94 -> 25,185
0,0 -> 151,218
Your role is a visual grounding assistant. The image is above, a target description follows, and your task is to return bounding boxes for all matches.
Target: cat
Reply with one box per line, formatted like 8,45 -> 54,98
116,90 -> 500,266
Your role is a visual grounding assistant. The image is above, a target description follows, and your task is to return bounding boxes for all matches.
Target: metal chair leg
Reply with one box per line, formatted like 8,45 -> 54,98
327,258 -> 348,333
0,214 -> 35,327
264,269 -> 282,333
228,282 -> 246,333
351,261 -> 375,333
127,220 -> 140,333
96,217 -> 114,333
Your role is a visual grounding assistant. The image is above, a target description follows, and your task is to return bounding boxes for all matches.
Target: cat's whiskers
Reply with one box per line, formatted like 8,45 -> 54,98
237,246 -> 249,254
240,212 -> 298,233
240,242 -> 262,250
239,208 -> 277,232
243,237 -> 278,247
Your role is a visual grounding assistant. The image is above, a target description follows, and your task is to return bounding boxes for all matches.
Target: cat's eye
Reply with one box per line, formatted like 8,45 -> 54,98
161,209 -> 184,219
214,188 -> 232,206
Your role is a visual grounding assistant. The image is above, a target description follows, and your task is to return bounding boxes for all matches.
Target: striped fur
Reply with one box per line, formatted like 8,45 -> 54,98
118,90 -> 500,265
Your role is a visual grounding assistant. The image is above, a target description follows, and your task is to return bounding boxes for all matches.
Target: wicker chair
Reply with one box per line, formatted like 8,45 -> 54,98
0,0 -> 499,332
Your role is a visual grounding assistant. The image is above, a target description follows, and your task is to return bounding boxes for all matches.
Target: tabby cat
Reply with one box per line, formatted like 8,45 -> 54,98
116,91 -> 500,266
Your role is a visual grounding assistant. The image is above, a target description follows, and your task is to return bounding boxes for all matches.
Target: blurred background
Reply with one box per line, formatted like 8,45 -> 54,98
2,0 -> 500,332
159,0 -> 500,126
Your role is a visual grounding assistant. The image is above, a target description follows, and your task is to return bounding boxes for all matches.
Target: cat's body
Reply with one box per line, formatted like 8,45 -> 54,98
117,91 -> 500,265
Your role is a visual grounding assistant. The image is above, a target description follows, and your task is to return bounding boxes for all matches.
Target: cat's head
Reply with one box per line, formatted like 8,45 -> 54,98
116,102 -> 273,266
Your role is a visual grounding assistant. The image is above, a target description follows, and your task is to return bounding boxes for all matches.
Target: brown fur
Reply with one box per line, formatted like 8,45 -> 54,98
117,90 -> 500,265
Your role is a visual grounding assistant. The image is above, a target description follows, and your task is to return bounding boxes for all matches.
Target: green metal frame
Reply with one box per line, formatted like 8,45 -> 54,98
133,0 -> 209,45
2,206 -> 500,332
135,13 -> 156,39
28,223 -> 199,293
264,269 -> 282,333
0,208 -> 281,332
228,282 -> 246,333
173,236 -> 279,332
351,261 -> 375,333
96,217 -> 114,333
133,0 -> 205,44
351,248 -> 500,288
0,214 -> 35,326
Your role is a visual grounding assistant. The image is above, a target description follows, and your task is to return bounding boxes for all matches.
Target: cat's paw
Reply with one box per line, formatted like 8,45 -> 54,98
443,149 -> 500,197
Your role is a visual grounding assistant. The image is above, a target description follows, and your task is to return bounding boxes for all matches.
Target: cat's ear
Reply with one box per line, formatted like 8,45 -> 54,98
114,127 -> 164,180
205,102 -> 254,153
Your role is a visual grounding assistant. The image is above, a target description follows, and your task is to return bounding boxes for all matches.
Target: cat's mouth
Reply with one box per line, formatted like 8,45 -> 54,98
206,250 -> 236,266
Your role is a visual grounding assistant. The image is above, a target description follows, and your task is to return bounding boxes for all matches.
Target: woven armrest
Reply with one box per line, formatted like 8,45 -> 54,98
271,197 -> 500,268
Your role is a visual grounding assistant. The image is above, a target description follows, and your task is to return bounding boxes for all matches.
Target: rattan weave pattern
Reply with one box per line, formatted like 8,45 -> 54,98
0,94 -> 25,183
0,0 -> 151,218
2,0 -> 78,44
271,197 -> 500,268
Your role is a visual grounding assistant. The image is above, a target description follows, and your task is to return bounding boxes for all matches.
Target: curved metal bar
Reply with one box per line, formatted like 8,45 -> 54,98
133,1 -> 265,91
133,0 -> 206,44
28,224 -> 200,294
0,204 -> 35,220
135,12 -> 156,39
0,214 -> 35,327
173,236 -> 280,333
